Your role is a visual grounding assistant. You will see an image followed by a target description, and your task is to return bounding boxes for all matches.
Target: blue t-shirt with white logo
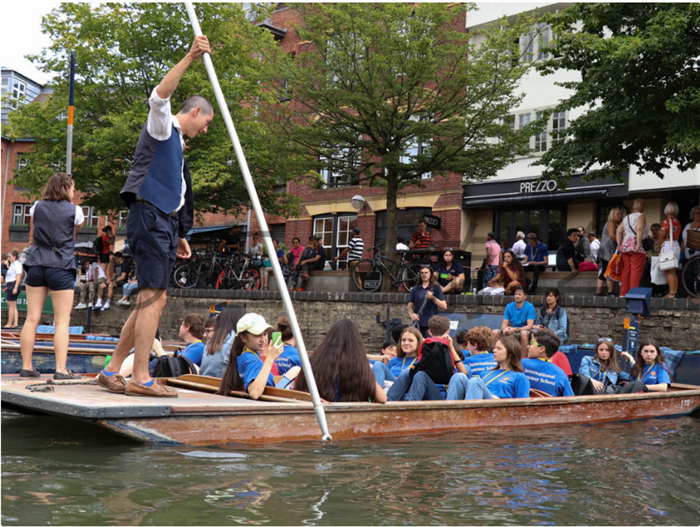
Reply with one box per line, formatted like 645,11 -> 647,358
237,350 -> 275,392
275,344 -> 302,375
480,369 -> 530,398
464,353 -> 498,378
522,358 -> 574,396
504,301 -> 537,328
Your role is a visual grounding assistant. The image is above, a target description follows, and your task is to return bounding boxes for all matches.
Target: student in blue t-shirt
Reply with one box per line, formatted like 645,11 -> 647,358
148,314 -> 206,373
447,335 -> 530,399
216,313 -> 284,400
372,327 -> 423,386
493,287 -> 536,358
459,326 -> 498,377
274,316 -> 302,375
521,330 -> 574,397
619,337 -> 671,393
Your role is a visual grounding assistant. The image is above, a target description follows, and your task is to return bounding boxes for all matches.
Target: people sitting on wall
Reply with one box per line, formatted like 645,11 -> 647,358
533,287 -> 569,343
522,233 -> 548,295
75,260 -> 107,310
460,326 -> 497,377
447,335 -> 530,400
488,249 -> 525,295
116,264 -> 138,306
433,249 -> 465,294
217,313 -> 284,400
297,236 -> 324,292
512,231 -> 527,263
294,319 -> 386,403
556,228 -> 584,274
372,326 -> 423,388
493,286 -> 535,358
409,219 -> 431,251
103,252 -> 129,311
284,237 -> 305,291
618,337 -> 671,393
200,306 -> 246,378
521,330 -> 574,397
387,316 -> 466,402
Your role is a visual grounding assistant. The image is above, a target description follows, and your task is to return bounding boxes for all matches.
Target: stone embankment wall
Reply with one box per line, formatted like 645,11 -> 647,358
65,290 -> 700,352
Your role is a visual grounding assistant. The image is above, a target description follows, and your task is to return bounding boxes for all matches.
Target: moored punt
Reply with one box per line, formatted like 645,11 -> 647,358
2,374 -> 700,446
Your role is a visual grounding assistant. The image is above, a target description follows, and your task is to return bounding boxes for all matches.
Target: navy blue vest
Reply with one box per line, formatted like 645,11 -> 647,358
120,123 -> 183,214
25,200 -> 77,270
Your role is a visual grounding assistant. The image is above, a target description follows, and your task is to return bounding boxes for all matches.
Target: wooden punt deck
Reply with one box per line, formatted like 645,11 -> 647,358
3,374 -> 700,445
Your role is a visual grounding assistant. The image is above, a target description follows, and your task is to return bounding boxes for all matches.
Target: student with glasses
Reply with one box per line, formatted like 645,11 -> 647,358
521,329 -> 574,397
408,265 -> 447,338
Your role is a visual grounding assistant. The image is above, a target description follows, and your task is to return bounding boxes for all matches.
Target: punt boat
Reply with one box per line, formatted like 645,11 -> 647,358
2,374 -> 699,446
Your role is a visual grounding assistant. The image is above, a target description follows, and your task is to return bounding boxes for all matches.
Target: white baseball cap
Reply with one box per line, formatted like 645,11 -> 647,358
236,313 -> 272,335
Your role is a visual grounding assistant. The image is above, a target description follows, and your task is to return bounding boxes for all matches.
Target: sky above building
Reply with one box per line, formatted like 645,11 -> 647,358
0,1 -> 553,86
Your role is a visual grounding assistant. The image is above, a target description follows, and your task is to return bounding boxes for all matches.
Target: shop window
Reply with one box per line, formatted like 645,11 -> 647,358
497,207 -> 565,251
375,207 -> 432,250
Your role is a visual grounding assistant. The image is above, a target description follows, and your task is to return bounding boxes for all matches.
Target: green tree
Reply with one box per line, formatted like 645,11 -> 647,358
260,3 -> 534,264
6,2 -> 299,219
536,3 -> 700,181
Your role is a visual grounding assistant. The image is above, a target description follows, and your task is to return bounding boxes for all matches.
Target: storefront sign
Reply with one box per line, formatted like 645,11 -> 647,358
423,213 -> 442,230
519,180 -> 558,194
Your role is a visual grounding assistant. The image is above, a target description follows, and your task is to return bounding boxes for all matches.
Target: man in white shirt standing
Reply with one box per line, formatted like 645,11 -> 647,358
97,36 -> 214,398
512,231 -> 527,263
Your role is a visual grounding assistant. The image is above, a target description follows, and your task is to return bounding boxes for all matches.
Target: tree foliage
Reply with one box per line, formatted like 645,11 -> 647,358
536,3 -> 700,181
260,3 -> 534,260
6,2 -> 299,218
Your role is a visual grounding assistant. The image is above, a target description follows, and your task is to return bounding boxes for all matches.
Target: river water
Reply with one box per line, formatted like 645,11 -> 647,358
2,409 -> 700,526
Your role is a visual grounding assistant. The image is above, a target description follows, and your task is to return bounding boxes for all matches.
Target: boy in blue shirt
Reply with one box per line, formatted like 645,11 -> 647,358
522,330 -> 574,397
493,287 -> 536,358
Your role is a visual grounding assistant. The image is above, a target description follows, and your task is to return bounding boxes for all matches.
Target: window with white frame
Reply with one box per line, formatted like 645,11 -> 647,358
312,214 -> 358,262
402,115 -> 432,179
81,206 -> 101,229
520,24 -> 554,63
506,109 -> 567,153
118,210 -> 129,229
0,76 -> 8,109
9,80 -> 26,109
16,154 -> 28,171
336,215 -> 358,262
12,203 -> 31,225
313,217 -> 334,258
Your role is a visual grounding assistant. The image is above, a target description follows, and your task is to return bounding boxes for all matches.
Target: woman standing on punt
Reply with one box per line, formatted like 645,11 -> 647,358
372,326 -> 423,387
447,335 -> 530,400
619,338 -> 671,394
19,173 -> 84,379
295,320 -> 386,403
578,338 -> 624,394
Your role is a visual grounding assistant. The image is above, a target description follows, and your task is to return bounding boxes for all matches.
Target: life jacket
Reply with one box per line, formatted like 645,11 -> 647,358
409,336 -> 455,385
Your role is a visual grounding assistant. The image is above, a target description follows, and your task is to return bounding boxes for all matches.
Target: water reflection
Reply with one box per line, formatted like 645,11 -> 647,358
1,410 -> 699,525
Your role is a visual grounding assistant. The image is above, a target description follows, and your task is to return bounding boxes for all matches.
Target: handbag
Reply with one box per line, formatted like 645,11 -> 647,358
658,221 -> 678,271
604,253 -> 623,282
650,256 -> 668,285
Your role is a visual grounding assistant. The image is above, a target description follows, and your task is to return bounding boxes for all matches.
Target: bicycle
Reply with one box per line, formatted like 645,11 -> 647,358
351,245 -> 421,293
681,230 -> 700,298
215,252 -> 261,291
172,247 -> 227,289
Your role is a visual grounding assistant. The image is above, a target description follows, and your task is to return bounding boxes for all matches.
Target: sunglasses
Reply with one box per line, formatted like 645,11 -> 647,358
597,338 -> 613,342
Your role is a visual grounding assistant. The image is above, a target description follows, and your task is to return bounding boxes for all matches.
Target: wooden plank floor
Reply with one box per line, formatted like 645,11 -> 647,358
0,375 -> 312,420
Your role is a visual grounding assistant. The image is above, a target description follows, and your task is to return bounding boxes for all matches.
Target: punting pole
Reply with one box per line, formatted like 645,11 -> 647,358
184,2 -> 332,442
66,51 -> 76,174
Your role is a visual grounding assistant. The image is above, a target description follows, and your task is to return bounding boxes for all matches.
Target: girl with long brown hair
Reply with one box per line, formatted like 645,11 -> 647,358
217,313 -> 283,400
619,337 -> 671,393
578,338 -> 622,394
372,326 -> 423,387
295,320 -> 386,403
488,249 -> 525,294
447,336 -> 530,400
19,173 -> 85,379
200,305 -> 246,378
408,265 -> 446,338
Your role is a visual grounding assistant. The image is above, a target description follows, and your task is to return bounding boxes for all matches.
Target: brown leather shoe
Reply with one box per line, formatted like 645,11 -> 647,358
125,379 -> 178,398
97,371 -> 127,393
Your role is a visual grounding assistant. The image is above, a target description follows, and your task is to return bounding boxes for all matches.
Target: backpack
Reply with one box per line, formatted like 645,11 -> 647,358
409,337 -> 455,385
151,352 -> 197,378
93,235 -> 103,254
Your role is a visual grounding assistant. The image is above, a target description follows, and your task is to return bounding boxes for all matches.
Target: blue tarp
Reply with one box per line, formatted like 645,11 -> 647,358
37,325 -> 84,334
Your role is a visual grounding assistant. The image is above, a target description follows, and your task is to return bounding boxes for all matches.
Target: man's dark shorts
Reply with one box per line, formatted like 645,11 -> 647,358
99,252 -> 110,264
25,266 -> 76,291
126,203 -> 178,290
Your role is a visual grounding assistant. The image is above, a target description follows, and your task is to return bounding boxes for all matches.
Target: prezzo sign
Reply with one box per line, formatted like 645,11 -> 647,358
520,180 -> 558,194
423,213 -> 442,230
